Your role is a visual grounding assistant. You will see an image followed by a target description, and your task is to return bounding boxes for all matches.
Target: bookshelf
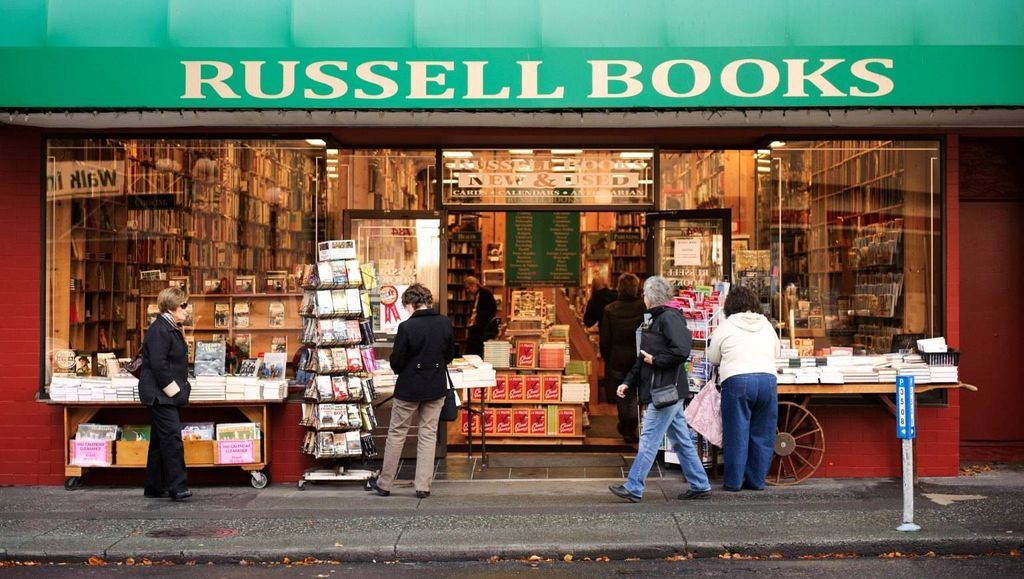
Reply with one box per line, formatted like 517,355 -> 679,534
50,139 -> 321,378
611,213 -> 646,285
446,216 -> 483,350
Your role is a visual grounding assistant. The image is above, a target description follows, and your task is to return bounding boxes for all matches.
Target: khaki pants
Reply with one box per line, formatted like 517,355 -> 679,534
377,396 -> 445,493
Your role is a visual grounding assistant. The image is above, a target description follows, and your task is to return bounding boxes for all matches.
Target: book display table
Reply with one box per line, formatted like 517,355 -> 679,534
45,399 -> 282,490
768,382 -> 977,486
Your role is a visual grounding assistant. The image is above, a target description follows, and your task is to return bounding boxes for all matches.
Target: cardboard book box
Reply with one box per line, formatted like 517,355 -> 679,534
70,440 -> 112,467
115,440 -> 148,466
214,439 -> 262,465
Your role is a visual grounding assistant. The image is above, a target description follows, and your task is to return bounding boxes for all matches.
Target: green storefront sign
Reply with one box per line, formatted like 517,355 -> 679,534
1,0 -> 1022,109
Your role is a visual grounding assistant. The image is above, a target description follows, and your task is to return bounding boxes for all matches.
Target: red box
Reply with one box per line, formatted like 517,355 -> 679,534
558,408 -> 576,436
529,409 -> 546,435
515,340 -> 537,368
470,387 -> 484,402
542,374 -> 561,402
524,376 -> 542,401
483,409 -> 496,434
461,409 -> 482,435
507,375 -> 524,401
460,410 -> 469,435
495,409 -> 512,434
513,408 -> 530,435
491,374 -> 508,401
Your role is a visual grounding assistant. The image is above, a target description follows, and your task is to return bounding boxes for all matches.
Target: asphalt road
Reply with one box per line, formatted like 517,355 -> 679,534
1,556 -> 1021,578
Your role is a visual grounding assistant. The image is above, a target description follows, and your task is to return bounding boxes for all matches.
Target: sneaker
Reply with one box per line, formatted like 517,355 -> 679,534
677,489 -> 711,500
608,484 -> 642,503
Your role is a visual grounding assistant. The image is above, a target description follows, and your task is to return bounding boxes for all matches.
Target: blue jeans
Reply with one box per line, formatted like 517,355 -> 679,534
624,401 -> 710,497
721,373 -> 778,490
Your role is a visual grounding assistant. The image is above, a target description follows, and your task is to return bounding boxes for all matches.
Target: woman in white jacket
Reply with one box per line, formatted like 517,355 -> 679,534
706,286 -> 781,491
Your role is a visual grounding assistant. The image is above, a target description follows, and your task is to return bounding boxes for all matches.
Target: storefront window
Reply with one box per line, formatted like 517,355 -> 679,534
441,149 -> 654,207
336,149 -> 436,211
45,138 -> 324,382
764,140 -> 943,355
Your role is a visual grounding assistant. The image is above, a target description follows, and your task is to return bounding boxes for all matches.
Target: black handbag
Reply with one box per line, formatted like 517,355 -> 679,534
125,349 -> 144,379
439,366 -> 459,422
650,379 -> 680,409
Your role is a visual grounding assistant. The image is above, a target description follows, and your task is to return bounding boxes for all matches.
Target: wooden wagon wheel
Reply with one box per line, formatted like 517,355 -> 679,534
767,401 -> 825,486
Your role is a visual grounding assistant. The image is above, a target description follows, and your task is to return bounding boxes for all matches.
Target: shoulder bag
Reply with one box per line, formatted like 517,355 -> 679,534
683,367 -> 723,447
439,365 -> 459,422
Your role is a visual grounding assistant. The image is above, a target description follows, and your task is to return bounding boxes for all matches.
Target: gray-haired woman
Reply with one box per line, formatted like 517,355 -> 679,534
609,276 -> 711,502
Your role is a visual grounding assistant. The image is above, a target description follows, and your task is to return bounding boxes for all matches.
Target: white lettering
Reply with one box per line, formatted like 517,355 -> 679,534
241,61 -> 298,99
354,61 -> 399,99
408,61 -> 455,99
464,61 -> 510,99
651,59 -> 711,98
721,59 -> 780,97
304,61 -> 348,99
181,61 -> 240,99
850,58 -> 895,97
784,59 -> 846,97
588,60 -> 643,98
516,61 -> 565,99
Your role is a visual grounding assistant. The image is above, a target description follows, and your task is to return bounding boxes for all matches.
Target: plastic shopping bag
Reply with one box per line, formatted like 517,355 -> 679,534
684,378 -> 722,448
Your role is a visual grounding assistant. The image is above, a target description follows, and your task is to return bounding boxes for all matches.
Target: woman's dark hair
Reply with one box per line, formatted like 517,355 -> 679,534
402,283 -> 434,308
723,286 -> 761,317
616,272 -> 640,298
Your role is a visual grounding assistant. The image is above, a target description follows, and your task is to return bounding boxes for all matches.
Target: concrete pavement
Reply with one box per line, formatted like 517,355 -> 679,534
0,466 -> 1021,563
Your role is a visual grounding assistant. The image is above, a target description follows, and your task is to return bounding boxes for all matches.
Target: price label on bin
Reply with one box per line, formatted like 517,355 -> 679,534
896,376 -> 916,439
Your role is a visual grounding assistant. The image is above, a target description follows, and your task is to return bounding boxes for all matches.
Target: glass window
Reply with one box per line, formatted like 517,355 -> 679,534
441,149 -> 654,206
45,138 -> 325,383
764,140 -> 943,355
336,149 -> 436,211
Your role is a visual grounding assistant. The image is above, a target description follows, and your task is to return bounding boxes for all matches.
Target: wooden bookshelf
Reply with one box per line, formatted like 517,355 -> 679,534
446,216 -> 483,349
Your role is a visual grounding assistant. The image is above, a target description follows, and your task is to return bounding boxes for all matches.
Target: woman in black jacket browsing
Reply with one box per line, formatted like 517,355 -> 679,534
609,276 -> 711,503
370,283 -> 456,499
139,286 -> 193,501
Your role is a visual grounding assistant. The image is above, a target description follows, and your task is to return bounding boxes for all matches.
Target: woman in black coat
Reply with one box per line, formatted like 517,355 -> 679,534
370,284 -> 456,498
139,286 -> 193,501
599,273 -> 645,441
609,276 -> 711,503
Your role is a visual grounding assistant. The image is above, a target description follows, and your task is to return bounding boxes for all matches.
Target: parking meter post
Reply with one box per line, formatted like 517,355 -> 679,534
896,375 -> 921,532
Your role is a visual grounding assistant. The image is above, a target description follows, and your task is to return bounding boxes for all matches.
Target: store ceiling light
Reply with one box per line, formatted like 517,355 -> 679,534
769,141 -> 787,148
305,139 -> 327,146
551,149 -> 583,154
326,158 -> 338,164
620,151 -> 654,159
443,151 -> 474,158
326,148 -> 339,155
757,166 -> 772,173
509,149 -> 534,155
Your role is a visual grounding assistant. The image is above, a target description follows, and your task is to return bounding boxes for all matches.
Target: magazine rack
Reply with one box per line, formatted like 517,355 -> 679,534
296,241 -> 381,490
47,399 -> 280,490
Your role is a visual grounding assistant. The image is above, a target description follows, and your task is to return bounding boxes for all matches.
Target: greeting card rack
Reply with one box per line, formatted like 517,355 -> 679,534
296,240 -> 382,489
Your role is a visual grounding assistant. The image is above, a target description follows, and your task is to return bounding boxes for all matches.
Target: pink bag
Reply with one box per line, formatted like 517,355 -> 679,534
684,376 -> 722,447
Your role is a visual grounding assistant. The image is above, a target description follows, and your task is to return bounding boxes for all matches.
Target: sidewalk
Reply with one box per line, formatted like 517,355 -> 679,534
1,466 -> 1021,563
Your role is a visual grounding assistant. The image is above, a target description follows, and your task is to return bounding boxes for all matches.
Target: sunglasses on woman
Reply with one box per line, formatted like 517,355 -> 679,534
178,302 -> 189,310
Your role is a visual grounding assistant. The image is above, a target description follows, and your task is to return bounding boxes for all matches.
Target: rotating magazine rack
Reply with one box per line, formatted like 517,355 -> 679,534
297,240 -> 381,490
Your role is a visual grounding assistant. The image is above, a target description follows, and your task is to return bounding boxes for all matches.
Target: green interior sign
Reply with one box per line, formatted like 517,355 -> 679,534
506,212 -> 580,286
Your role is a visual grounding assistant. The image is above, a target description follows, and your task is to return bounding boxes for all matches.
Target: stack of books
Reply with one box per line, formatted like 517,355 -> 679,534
538,343 -> 567,369
483,341 -> 512,369
819,367 -> 845,384
111,376 -> 140,401
930,366 -> 958,383
191,375 -> 227,401
80,377 -> 112,400
261,379 -> 288,400
560,377 -> 590,403
49,377 -> 82,401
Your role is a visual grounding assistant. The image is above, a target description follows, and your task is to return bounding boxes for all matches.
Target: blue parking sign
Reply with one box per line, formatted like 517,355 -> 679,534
896,376 -> 916,439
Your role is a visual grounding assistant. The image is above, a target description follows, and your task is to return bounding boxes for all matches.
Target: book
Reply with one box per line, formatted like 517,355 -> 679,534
121,425 -> 151,442
359,263 -> 378,290
204,277 -> 226,294
265,270 -> 288,294
95,352 -> 116,377
214,303 -> 230,328
268,301 -> 285,328
181,422 -> 216,441
216,422 -> 260,440
270,335 -> 288,354
75,354 -> 94,377
329,261 -> 349,286
234,333 -> 252,359
194,340 -> 227,376
236,358 -> 261,377
316,290 -> 334,316
76,423 -> 119,441
233,302 -> 250,328
234,275 -> 256,295
183,302 -> 195,327
262,352 -> 287,379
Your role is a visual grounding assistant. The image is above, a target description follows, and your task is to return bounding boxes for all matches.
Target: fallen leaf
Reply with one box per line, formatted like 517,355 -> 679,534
283,557 -> 291,565
563,554 -> 573,562
664,554 -> 693,561
528,555 -> 543,562
1008,549 -> 1019,558
334,543 -> 344,547
769,553 -> 784,560
926,551 -> 936,558
125,558 -> 135,566
86,556 -> 107,567
718,552 -> 733,560
596,556 -> 610,562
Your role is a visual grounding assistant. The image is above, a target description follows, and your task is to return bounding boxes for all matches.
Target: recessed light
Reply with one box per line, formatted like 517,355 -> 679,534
443,151 -> 474,158
305,139 -> 326,146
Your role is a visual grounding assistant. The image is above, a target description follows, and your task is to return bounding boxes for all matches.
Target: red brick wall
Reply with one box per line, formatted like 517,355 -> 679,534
0,126 -> 66,485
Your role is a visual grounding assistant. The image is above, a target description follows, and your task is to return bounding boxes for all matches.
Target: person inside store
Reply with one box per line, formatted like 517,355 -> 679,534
706,285 -> 780,492
599,273 -> 645,443
369,283 -> 457,499
139,286 -> 193,501
464,275 -> 497,356
609,276 -> 712,502
583,274 -> 618,329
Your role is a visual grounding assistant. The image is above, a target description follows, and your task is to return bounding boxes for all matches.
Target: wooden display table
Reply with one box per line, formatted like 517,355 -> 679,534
767,382 -> 976,486
44,399 -> 283,490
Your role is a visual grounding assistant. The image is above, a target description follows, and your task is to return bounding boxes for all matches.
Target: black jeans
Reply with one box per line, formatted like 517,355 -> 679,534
145,403 -> 188,493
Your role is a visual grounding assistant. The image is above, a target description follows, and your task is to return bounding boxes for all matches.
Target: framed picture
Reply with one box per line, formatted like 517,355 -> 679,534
169,276 -> 189,294
515,339 -> 538,369
483,268 -> 505,287
234,275 -> 256,295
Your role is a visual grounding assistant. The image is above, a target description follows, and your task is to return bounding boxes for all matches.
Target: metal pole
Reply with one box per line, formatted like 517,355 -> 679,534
897,438 -> 920,531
